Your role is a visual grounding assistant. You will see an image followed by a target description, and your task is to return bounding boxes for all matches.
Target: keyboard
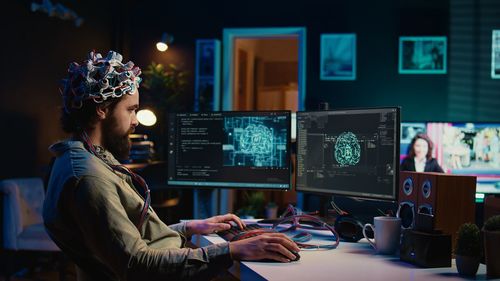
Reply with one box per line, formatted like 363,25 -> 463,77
217,224 -> 277,242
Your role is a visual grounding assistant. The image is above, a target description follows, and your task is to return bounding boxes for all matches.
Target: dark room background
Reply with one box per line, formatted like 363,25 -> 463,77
1,0 -> 499,179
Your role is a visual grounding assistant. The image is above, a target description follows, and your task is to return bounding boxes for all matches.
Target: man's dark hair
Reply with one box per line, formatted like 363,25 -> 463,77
60,99 -> 119,134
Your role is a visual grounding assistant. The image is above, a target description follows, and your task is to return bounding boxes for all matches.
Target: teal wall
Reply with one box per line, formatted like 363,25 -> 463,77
128,0 -> 500,122
129,0 -> 450,122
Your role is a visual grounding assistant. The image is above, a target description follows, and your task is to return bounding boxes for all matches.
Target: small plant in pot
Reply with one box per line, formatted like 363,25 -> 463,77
483,215 -> 500,278
235,191 -> 265,219
265,202 -> 278,219
455,223 -> 481,276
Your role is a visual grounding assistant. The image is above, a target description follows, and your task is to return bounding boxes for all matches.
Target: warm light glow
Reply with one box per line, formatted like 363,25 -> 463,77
137,109 -> 157,126
156,42 -> 168,52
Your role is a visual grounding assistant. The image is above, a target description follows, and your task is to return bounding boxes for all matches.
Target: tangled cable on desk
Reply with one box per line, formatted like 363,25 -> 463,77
271,205 -> 340,250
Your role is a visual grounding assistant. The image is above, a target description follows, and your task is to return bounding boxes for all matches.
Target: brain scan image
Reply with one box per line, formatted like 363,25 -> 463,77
334,131 -> 361,166
240,124 -> 273,155
223,116 -> 287,167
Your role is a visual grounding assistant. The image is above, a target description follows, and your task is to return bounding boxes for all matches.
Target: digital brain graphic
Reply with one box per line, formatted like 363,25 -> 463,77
334,132 -> 361,166
239,124 -> 273,155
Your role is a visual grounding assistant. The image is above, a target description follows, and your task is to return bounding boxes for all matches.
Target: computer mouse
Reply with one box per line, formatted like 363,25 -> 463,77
228,221 -> 241,229
291,250 -> 301,262
255,251 -> 300,263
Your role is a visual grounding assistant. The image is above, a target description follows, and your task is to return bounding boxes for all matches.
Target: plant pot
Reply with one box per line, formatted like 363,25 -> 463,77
484,230 -> 500,278
456,255 -> 480,276
265,206 -> 278,219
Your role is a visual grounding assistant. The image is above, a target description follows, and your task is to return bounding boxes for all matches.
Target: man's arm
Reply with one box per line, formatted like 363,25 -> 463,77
71,175 -> 232,280
170,214 -> 245,238
169,221 -> 188,237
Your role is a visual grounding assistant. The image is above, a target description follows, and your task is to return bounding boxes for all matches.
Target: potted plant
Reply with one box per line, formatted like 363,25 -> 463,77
235,191 -> 265,219
140,62 -> 189,160
142,62 -> 189,111
265,202 -> 278,219
455,223 -> 481,276
483,215 -> 500,278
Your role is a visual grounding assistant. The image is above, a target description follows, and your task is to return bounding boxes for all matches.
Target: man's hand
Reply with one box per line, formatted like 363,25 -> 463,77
229,233 -> 301,263
185,213 -> 246,236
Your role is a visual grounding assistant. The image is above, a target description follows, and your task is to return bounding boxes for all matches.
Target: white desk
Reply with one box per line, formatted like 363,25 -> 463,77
193,230 -> 488,281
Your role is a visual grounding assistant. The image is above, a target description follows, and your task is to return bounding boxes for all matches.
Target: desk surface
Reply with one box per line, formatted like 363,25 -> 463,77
194,229 -> 488,281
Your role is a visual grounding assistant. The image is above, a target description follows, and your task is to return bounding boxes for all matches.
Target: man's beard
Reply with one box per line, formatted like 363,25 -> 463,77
102,115 -> 133,160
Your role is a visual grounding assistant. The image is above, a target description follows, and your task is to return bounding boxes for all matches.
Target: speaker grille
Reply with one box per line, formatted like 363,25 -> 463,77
422,180 -> 432,199
403,178 -> 413,196
398,201 -> 415,229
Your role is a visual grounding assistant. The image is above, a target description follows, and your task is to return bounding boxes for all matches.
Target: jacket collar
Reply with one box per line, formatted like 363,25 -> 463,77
49,140 -> 120,165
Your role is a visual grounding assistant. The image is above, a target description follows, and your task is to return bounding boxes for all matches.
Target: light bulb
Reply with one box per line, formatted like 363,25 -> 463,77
156,42 -> 168,52
137,109 -> 157,126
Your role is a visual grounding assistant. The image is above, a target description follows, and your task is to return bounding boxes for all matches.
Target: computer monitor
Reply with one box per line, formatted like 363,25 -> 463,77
167,111 -> 291,189
296,107 -> 400,201
426,122 -> 500,196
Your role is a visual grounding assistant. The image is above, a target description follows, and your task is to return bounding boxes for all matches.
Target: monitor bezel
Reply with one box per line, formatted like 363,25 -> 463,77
166,110 -> 293,191
295,106 -> 401,202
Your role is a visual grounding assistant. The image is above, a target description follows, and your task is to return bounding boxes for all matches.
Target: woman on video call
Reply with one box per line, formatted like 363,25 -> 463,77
400,133 -> 444,173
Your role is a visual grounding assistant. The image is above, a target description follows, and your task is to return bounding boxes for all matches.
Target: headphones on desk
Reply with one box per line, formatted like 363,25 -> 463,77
334,214 -> 370,242
330,199 -> 390,242
265,205 -> 340,250
272,213 -> 340,249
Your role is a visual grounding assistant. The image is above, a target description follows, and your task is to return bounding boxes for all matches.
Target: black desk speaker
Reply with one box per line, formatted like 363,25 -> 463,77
400,229 -> 451,268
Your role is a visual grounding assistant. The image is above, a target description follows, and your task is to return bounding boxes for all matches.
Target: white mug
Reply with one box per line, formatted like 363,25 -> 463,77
362,216 -> 401,255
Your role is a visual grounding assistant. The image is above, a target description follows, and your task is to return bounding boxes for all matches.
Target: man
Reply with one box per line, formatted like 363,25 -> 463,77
43,51 -> 299,281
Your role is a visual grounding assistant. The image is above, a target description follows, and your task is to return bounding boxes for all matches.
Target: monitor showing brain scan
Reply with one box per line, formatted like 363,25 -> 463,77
223,116 -> 288,168
167,111 -> 291,189
296,107 -> 400,201
334,131 -> 361,166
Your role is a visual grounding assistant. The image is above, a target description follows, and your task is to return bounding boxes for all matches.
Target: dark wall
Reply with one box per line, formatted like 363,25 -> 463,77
0,0 -> 116,178
127,0 -> 451,122
306,1 -> 450,120
2,0 -> 498,178
448,0 -> 500,121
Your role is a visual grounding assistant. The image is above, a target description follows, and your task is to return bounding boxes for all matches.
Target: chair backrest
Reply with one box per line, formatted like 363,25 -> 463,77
0,178 -> 45,248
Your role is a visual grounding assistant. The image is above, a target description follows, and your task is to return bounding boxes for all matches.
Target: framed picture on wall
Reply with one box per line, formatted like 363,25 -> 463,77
194,39 -> 221,111
492,30 -> 500,79
320,34 -> 356,80
399,36 -> 447,74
